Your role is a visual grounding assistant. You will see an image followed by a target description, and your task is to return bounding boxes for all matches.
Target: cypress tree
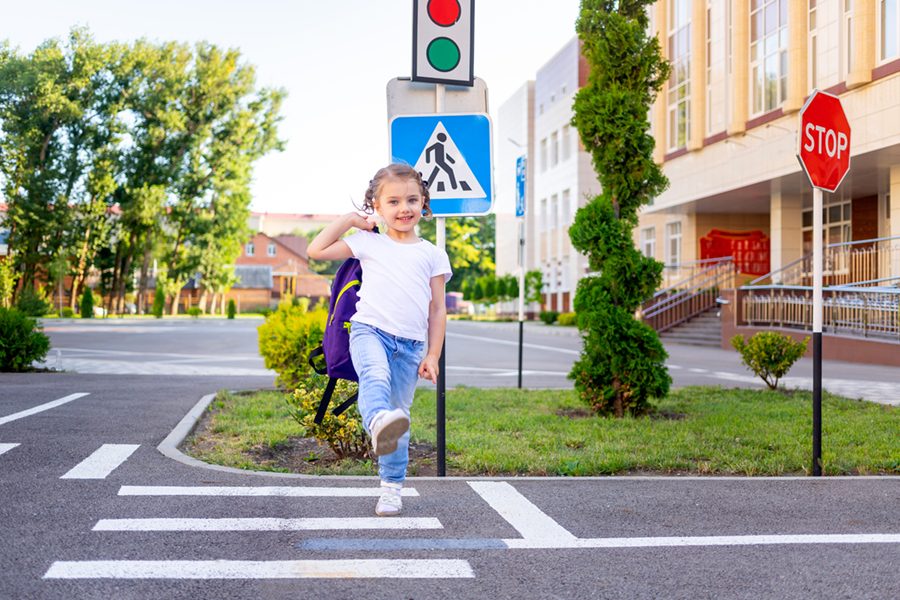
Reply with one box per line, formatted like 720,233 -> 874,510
569,0 -> 672,417
80,287 -> 94,319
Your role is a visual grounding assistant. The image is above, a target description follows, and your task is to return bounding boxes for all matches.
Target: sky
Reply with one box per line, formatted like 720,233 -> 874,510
3,0 -> 582,216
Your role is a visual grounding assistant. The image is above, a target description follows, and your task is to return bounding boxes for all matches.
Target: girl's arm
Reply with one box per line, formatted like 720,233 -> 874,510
307,212 -> 373,261
418,275 -> 448,384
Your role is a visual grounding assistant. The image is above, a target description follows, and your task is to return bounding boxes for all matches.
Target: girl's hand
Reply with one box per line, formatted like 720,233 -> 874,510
347,212 -> 375,231
418,355 -> 439,384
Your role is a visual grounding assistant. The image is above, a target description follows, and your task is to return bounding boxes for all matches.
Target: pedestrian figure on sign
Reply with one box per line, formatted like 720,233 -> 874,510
308,163 -> 452,517
425,133 -> 472,193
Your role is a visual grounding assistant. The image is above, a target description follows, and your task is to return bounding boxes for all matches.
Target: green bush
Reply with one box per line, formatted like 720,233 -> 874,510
731,332 -> 809,390
0,307 -> 50,371
557,312 -> 577,326
80,286 -> 94,319
187,307 -> 202,318
0,260 -> 17,308
151,287 -> 165,318
15,286 -> 50,317
539,310 -> 559,325
226,298 -> 237,319
286,376 -> 369,459
257,301 -> 327,390
61,307 -> 75,319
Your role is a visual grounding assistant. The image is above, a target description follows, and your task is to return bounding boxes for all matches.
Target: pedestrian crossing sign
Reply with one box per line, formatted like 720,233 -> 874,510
389,113 -> 493,216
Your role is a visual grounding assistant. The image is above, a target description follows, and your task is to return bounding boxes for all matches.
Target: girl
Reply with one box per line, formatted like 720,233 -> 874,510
307,163 -> 451,516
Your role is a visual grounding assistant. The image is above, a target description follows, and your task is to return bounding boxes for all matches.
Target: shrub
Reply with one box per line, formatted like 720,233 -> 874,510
539,310 -> 559,325
187,307 -> 202,318
286,376 -> 369,459
226,298 -> 237,319
731,332 -> 809,390
0,260 -> 17,308
257,301 -> 327,390
80,287 -> 94,319
61,307 -> 74,319
15,286 -> 50,317
557,312 -> 577,326
0,307 -> 50,371
151,287 -> 165,318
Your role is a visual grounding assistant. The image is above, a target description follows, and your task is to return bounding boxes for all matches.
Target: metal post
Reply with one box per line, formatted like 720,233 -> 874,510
518,219 -> 526,389
435,81 -> 447,477
812,187 -> 823,476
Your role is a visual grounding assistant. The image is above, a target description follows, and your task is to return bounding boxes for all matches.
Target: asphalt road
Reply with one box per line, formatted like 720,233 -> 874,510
0,318 -> 896,598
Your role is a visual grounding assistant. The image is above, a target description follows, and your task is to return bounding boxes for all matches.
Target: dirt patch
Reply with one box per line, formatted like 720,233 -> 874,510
555,407 -> 594,419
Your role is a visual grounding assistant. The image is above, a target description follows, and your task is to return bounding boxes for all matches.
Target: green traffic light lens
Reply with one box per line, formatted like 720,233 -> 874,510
426,37 -> 460,72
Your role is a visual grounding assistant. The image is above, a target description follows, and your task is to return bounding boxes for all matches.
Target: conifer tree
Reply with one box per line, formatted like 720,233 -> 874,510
569,0 -> 671,417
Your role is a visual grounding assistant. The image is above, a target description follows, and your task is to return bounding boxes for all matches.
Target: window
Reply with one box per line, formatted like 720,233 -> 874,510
665,221 -> 682,265
668,0 -> 691,149
809,1 -> 818,89
842,0 -> 854,79
562,190 -> 571,227
706,2 -> 713,134
641,227 -> 657,259
540,138 -> 548,172
540,198 -> 548,232
751,0 -> 788,114
245,242 -> 255,256
801,194 -> 851,255
267,242 -> 276,257
550,131 -> 559,167
881,0 -> 899,60
561,125 -> 571,161
551,194 -> 559,232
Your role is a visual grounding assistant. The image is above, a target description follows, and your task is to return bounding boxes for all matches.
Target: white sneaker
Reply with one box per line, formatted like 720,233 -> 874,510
369,409 -> 409,456
375,482 -> 403,516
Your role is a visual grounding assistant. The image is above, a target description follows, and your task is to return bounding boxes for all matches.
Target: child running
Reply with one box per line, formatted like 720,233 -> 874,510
307,163 -> 451,516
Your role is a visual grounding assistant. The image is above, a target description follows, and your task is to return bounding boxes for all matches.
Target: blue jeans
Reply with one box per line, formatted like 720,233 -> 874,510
349,322 -> 425,484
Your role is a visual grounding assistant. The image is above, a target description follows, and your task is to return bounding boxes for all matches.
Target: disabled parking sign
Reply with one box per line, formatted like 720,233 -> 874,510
389,113 -> 493,216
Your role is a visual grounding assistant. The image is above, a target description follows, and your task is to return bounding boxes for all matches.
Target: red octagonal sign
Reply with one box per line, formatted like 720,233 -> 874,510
797,89 -> 851,192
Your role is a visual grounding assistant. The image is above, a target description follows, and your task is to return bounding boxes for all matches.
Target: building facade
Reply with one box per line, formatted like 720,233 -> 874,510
642,0 -> 900,283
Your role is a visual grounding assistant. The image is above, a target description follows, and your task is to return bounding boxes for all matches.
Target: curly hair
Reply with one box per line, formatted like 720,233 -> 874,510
359,163 -> 432,219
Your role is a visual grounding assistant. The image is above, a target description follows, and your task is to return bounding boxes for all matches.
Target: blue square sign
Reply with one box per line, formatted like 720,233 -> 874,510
389,113 -> 493,216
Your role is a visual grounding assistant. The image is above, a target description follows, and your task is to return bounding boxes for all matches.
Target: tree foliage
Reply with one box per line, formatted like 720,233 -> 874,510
0,28 -> 284,315
569,0 -> 671,417
418,215 -> 495,293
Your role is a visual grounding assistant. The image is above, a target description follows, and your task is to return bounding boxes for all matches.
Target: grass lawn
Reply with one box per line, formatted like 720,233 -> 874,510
183,386 -> 899,477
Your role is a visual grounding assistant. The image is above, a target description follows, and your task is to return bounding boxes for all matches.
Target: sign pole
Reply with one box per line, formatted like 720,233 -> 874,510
812,186 -> 823,476
435,83 -> 447,478
518,219 -> 525,389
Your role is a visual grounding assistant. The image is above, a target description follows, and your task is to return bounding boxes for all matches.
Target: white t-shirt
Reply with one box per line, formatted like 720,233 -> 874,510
343,231 -> 452,342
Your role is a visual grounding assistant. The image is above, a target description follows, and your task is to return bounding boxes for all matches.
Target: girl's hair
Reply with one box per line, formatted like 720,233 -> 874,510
360,163 -> 432,218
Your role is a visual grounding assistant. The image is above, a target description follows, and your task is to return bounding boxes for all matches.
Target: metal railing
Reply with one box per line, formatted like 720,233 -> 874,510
738,281 -> 900,340
642,258 -> 736,333
749,235 -> 900,287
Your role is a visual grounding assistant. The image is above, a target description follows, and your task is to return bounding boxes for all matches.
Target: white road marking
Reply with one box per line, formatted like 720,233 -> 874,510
689,368 -> 708,374
0,443 -> 20,456
0,393 -> 90,426
446,332 -> 580,355
119,485 -> 419,497
93,517 -> 443,531
60,444 -> 140,479
503,533 -> 900,549
43,559 -> 475,579
468,481 -> 577,541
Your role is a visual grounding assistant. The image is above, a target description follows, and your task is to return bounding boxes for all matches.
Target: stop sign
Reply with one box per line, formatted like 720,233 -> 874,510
797,89 -> 851,192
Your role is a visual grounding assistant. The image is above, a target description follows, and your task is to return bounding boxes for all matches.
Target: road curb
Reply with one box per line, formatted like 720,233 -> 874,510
159,391 -> 900,482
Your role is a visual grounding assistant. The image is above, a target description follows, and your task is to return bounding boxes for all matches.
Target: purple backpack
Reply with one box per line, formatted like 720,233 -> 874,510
308,240 -> 370,424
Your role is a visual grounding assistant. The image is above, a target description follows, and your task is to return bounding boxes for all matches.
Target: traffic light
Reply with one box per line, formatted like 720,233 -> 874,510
412,0 -> 474,86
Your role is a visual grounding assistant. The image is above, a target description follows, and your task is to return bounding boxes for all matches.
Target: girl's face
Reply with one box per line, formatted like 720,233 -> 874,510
374,177 -> 424,236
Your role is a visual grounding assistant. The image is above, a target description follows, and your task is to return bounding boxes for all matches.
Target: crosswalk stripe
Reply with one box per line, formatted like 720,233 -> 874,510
43,559 -> 475,579
118,485 -> 420,497
0,393 -> 89,426
0,443 -> 19,456
502,533 -> 900,549
468,481 -> 577,541
60,444 -> 140,479
93,517 -> 443,531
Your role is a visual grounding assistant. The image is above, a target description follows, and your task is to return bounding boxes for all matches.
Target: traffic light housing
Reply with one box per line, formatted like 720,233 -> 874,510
412,0 -> 474,86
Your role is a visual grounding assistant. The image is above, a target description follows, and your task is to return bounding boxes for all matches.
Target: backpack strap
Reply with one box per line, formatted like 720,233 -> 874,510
313,377 -> 337,425
331,390 -> 359,417
308,346 -> 327,376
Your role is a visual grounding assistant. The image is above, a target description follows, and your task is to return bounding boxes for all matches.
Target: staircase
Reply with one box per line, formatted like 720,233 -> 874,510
658,307 -> 722,347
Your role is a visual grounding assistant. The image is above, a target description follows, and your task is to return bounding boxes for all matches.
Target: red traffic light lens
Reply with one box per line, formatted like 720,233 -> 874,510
427,0 -> 461,27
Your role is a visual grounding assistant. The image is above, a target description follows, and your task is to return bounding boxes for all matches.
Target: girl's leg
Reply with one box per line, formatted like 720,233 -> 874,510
349,323 -> 392,432
376,338 -> 425,485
